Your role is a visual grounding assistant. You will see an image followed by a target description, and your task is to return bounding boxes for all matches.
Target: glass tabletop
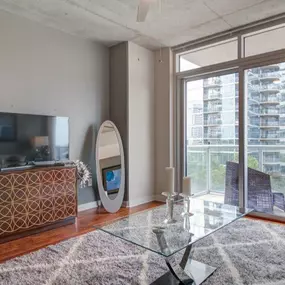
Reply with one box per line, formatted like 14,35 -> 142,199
95,199 -> 253,257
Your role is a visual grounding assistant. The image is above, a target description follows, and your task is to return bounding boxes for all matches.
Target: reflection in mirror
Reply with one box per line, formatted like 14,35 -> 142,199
98,122 -> 121,200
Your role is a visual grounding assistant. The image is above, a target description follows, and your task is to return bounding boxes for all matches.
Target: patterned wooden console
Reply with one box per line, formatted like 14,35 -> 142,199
0,166 -> 77,243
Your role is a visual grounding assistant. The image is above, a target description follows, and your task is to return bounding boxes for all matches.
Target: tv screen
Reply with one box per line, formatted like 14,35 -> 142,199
0,114 -> 16,141
0,112 -> 69,168
102,165 -> 121,194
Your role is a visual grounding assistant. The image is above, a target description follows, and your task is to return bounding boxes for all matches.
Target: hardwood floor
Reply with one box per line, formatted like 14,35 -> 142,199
0,200 -> 283,264
0,201 -> 163,264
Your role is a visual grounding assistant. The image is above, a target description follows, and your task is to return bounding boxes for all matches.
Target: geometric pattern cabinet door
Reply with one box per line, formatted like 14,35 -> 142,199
0,167 -> 77,241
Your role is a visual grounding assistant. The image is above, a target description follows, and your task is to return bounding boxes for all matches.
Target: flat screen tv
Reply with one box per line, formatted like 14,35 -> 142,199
102,165 -> 121,194
0,112 -> 69,168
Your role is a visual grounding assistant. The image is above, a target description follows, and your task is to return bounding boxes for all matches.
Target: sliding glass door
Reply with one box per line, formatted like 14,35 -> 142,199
245,62 -> 285,217
185,72 -> 239,204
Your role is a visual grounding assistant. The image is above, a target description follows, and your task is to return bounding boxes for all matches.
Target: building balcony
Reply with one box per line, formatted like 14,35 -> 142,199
203,94 -> 222,101
203,77 -> 222,87
260,84 -> 280,93
260,109 -> 279,116
264,156 -> 280,163
206,119 -> 222,125
249,71 -> 281,82
261,134 -> 278,139
259,72 -> 281,81
260,95 -> 279,103
204,105 -> 222,113
205,133 -> 222,139
260,121 -> 279,127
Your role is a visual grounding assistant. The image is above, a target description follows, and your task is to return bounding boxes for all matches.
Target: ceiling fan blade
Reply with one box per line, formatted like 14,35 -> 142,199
137,0 -> 156,22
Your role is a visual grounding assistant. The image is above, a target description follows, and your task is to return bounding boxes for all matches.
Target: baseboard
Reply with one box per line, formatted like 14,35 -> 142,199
78,196 -> 163,211
78,201 -> 99,212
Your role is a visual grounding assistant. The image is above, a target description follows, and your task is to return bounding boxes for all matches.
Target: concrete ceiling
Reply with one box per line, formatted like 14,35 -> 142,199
0,0 -> 285,50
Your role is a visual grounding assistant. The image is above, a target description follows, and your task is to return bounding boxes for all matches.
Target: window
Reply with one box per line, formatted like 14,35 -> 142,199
244,25 -> 285,57
246,62 -> 285,214
185,73 -> 239,196
177,21 -> 285,220
179,39 -> 238,72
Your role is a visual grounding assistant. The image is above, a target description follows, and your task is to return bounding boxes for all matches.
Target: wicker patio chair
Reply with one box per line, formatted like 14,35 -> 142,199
224,161 -> 285,213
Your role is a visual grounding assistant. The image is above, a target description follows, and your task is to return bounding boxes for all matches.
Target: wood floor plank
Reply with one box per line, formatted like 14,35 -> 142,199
0,201 -> 163,263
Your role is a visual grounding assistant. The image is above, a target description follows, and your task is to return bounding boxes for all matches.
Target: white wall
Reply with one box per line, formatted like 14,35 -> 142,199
0,10 -> 109,204
128,42 -> 155,207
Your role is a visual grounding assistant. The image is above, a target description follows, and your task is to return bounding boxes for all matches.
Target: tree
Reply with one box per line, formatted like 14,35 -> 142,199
233,153 -> 259,170
211,154 -> 259,191
188,152 -> 259,192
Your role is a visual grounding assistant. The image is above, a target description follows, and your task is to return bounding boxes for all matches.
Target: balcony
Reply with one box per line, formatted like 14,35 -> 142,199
259,72 -> 281,81
264,155 -> 280,163
205,134 -> 222,139
260,95 -> 279,104
204,105 -> 222,113
261,134 -> 278,139
203,94 -> 222,101
260,120 -> 279,128
206,119 -> 222,126
260,108 -> 279,116
187,145 -> 285,216
260,84 -> 280,93
203,77 -> 222,87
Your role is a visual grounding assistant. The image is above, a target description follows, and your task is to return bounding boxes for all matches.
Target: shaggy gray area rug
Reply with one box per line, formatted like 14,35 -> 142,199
0,218 -> 285,285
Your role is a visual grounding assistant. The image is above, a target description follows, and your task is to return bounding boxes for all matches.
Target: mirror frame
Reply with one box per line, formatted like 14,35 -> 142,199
96,120 -> 125,213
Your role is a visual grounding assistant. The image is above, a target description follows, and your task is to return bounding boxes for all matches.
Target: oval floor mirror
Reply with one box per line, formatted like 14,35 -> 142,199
96,120 -> 125,213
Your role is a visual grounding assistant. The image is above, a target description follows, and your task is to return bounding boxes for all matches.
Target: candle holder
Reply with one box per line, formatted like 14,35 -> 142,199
180,193 -> 194,217
162,192 -> 178,224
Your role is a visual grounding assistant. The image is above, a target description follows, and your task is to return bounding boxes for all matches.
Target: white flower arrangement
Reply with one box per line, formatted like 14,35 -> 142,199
74,160 -> 92,188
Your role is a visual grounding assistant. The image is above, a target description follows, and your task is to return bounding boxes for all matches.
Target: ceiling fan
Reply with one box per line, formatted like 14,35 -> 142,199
137,0 -> 160,22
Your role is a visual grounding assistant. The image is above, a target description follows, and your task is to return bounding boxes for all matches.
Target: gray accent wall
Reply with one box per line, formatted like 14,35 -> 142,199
0,10 -> 109,205
154,48 -> 174,200
109,42 -> 129,202
110,42 -> 155,207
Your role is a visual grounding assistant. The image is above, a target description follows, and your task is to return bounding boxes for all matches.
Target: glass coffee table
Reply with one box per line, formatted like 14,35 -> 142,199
95,199 -> 252,285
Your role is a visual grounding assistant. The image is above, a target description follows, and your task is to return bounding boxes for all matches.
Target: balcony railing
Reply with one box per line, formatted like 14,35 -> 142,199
203,94 -> 222,100
204,105 -> 222,112
203,78 -> 222,87
261,96 -> 279,103
260,72 -> 281,79
206,119 -> 222,125
186,145 -> 285,194
260,121 -> 279,127
260,84 -> 281,92
261,134 -> 278,139
261,109 -> 279,115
